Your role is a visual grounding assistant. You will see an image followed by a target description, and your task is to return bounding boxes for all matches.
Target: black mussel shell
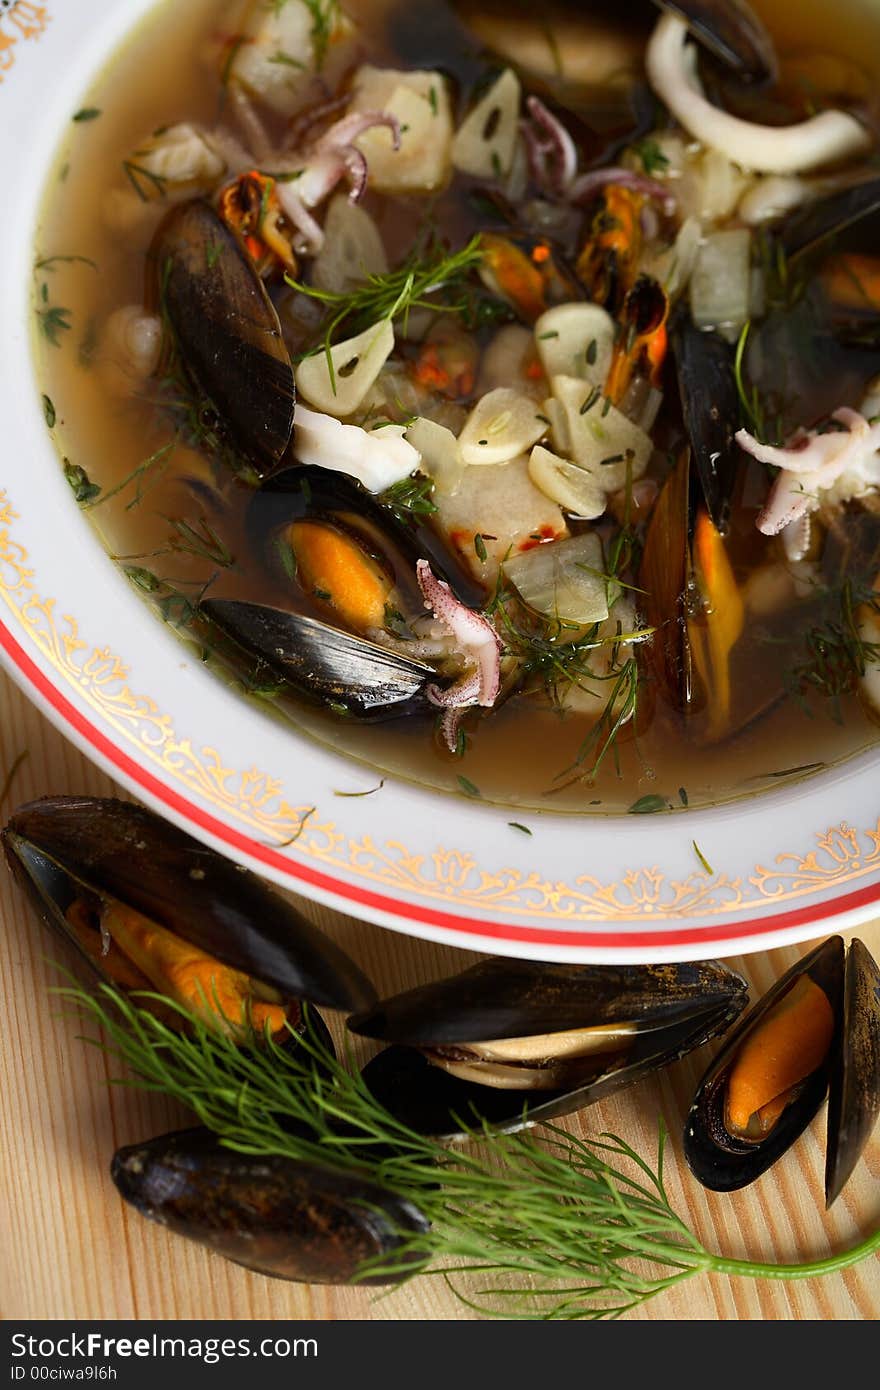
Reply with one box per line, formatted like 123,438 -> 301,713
249,465 -> 486,610
350,958 -> 746,1044
201,599 -> 434,719
825,938 -> 880,1207
2,797 -> 376,1014
684,936 -> 845,1193
355,959 -> 748,1138
111,1127 -> 429,1284
152,200 -> 295,473
671,317 -> 740,535
656,1 -> 777,84
780,177 -> 880,262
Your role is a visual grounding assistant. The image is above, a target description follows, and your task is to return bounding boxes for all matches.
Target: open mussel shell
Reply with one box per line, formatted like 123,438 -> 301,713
825,938 -> 880,1207
249,465 -> 486,610
352,959 -> 748,1138
780,177 -> 880,262
152,199 -> 295,474
112,1126 -> 429,1285
2,796 -> 376,1014
684,935 -> 879,1201
671,317 -> 740,535
202,598 -> 436,719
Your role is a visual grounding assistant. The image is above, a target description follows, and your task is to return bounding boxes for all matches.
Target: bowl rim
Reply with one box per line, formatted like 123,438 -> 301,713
3,0 -> 880,965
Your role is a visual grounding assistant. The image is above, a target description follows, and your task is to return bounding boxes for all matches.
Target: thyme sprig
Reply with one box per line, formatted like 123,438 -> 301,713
61,985 -> 880,1320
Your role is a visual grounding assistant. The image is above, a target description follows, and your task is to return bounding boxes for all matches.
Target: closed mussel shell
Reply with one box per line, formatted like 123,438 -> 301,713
354,958 -> 748,1138
684,936 -> 845,1193
111,1127 -> 429,1285
825,938 -> 880,1207
2,797 -> 376,1014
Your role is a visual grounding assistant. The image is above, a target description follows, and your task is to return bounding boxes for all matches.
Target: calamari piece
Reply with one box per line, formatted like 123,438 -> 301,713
416,560 -> 502,751
293,404 -> 419,492
646,13 -> 870,173
131,122 -> 225,188
738,396 -> 880,552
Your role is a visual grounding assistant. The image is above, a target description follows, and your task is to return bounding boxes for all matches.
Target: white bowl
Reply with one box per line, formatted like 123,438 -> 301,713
2,0 -> 879,962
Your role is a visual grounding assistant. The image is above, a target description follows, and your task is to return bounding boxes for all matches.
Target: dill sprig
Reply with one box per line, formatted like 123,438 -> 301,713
287,235 -> 485,381
380,473 -> 438,523
788,574 -> 880,716
59,984 -> 880,1319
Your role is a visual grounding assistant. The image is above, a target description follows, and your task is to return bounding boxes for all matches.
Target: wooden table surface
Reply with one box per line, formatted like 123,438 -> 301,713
0,666 -> 877,1322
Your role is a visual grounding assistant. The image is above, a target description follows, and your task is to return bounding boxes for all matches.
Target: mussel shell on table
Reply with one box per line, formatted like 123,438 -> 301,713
111,1127 -> 429,1285
352,958 -> 748,1137
2,796 -> 376,1015
684,935 -> 880,1202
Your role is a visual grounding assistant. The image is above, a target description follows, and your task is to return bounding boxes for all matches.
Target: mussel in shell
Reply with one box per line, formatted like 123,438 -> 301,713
152,199 -> 295,475
112,1126 -> 429,1284
201,463 -> 485,719
2,796 -> 376,1029
351,958 -> 748,1137
685,935 -> 880,1204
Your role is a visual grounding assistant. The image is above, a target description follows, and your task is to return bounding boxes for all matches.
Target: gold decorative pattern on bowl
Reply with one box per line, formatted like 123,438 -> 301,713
0,3 -> 50,82
2,487 -> 880,922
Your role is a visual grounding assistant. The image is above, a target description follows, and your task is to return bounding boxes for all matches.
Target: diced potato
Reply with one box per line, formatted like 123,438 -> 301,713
458,388 -> 548,465
351,67 -> 453,194
231,0 -> 353,114
132,123 -> 225,186
433,455 -> 568,582
311,194 -> 388,294
405,417 -> 465,496
452,68 -> 521,179
295,319 -> 394,417
551,375 -> 652,504
534,303 -> 615,385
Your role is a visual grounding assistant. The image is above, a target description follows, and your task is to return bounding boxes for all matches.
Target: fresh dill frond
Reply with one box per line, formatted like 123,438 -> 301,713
58,985 -> 880,1320
380,473 -> 438,523
632,138 -> 669,175
37,301 -> 73,346
87,441 -> 175,511
122,159 -> 168,203
287,234 -> 485,365
788,574 -> 880,714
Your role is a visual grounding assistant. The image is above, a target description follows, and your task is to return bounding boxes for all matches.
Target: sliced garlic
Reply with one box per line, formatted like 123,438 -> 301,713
528,445 -> 607,520
295,319 -> 394,417
293,405 -> 419,492
534,302 -> 615,385
452,68 -> 521,179
551,375 -> 652,500
458,388 -> 548,465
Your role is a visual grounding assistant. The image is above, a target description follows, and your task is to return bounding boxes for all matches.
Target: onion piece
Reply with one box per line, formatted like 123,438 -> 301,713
405,417 -> 465,496
293,404 -> 419,492
458,388 -> 548,466
646,13 -> 870,174
310,194 -> 389,294
689,228 -> 752,336
295,319 -> 394,417
502,532 -> 610,625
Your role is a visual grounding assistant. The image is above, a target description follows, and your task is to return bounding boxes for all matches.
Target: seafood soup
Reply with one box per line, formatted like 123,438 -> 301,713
33,0 -> 880,811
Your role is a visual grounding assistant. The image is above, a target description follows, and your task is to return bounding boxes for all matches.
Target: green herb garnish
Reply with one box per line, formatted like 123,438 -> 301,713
63,987 -> 880,1321
37,301 -> 72,347
628,793 -> 669,814
692,840 -> 714,874
380,474 -> 437,523
72,108 -> 102,122
633,138 -> 670,176
508,821 -> 532,835
42,395 -> 56,428
457,775 -> 481,798
63,461 -> 101,505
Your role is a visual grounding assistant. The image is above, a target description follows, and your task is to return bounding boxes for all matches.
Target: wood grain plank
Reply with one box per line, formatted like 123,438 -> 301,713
0,667 -> 877,1321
